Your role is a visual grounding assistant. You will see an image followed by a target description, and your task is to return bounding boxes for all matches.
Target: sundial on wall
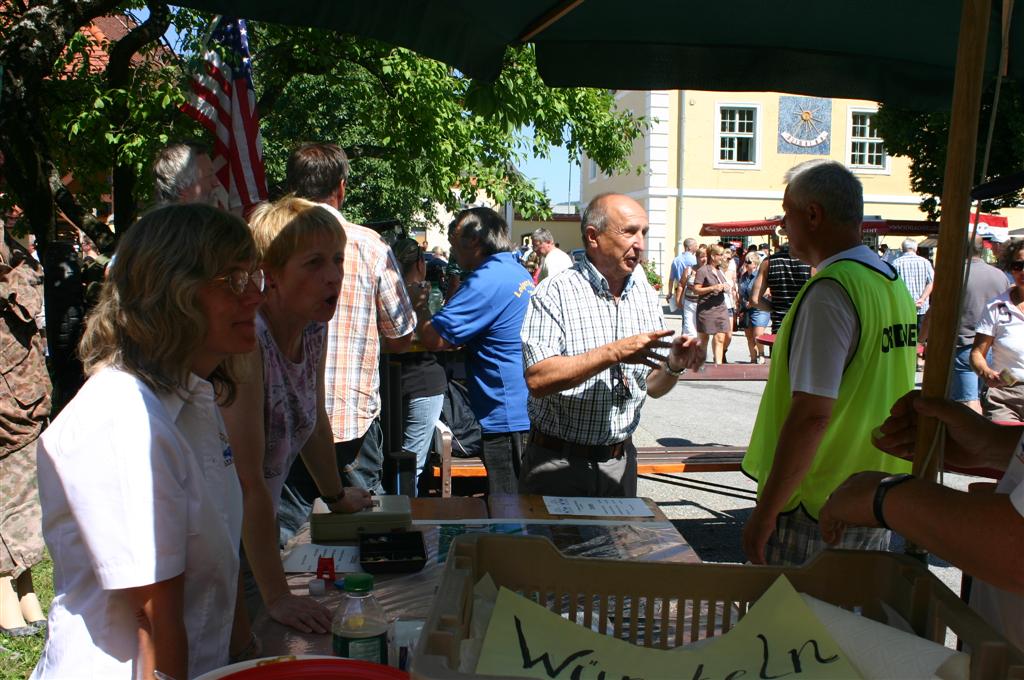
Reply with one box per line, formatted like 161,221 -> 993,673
777,95 -> 832,155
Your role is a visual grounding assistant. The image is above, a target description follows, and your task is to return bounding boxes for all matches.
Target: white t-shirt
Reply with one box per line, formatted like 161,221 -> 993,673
32,367 -> 242,679
539,246 -> 573,281
789,245 -> 893,398
969,434 -> 1024,650
975,290 -> 1024,375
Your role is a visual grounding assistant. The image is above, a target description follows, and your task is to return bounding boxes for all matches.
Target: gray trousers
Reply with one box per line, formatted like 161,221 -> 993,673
518,438 -> 637,497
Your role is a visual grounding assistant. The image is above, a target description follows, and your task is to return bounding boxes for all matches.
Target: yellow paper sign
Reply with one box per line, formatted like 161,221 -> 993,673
476,575 -> 862,679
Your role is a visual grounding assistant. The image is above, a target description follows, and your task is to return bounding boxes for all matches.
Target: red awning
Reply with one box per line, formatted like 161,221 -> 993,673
700,218 -> 782,237
701,213 -> 1006,238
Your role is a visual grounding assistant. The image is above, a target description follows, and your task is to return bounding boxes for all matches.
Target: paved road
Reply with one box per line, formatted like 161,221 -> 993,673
636,328 -> 969,597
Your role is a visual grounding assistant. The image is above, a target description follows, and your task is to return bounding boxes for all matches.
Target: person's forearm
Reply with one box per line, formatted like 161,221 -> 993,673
240,488 -> 291,605
919,282 -> 933,304
646,364 -> 679,398
415,313 -> 453,352
884,480 -> 1024,593
758,410 -> 831,516
299,419 -> 344,498
142,609 -> 188,680
525,344 -> 619,398
970,347 -> 992,375
128,576 -> 188,680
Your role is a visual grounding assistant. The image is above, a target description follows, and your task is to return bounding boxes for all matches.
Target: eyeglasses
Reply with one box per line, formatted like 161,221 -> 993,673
610,364 -> 632,400
214,268 -> 265,296
1011,261 -> 1024,272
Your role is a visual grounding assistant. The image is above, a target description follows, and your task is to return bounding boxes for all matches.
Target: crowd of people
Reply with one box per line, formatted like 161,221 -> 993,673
1,146 -> 1022,677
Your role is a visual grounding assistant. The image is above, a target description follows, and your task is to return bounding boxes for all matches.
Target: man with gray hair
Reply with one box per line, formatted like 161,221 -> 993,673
151,142 -> 227,207
519,193 -> 704,497
893,237 -> 934,333
742,160 -> 917,566
531,228 -> 572,282
414,207 -> 534,494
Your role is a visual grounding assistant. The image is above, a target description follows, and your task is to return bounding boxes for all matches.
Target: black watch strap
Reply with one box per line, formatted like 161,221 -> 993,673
872,473 -> 914,530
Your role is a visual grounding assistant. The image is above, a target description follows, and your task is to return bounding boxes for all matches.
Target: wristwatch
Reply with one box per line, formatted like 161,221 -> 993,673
664,362 -> 684,377
872,473 -> 914,530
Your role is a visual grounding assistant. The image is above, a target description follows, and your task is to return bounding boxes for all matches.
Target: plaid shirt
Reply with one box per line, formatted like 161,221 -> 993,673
522,257 -> 667,445
321,206 -> 415,441
893,252 -> 934,313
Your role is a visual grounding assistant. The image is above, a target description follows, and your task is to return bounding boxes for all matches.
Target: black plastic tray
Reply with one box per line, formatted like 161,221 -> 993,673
358,530 -> 427,574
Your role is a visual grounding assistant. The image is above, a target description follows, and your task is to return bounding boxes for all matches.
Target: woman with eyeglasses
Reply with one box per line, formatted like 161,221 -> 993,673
32,205 -> 261,679
971,239 -> 1024,422
221,197 -> 372,651
738,254 -> 770,364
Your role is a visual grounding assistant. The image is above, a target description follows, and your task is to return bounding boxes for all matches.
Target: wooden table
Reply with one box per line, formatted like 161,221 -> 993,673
488,494 -> 669,521
253,495 -> 699,658
487,494 -> 700,565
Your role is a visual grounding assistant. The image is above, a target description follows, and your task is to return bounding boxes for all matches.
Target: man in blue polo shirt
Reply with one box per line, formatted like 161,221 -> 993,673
414,207 -> 533,493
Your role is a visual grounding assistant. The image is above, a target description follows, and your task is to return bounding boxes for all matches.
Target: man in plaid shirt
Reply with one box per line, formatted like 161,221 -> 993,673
519,193 -> 705,497
893,238 -> 934,332
279,143 -> 414,535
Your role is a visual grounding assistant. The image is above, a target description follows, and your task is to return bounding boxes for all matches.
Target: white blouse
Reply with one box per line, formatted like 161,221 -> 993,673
32,367 -> 242,679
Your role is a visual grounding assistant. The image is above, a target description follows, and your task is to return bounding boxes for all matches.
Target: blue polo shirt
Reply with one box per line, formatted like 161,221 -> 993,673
431,252 -> 533,433
670,252 -> 697,283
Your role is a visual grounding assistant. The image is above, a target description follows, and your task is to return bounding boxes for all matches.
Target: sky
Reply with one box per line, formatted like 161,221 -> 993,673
519,143 -> 581,207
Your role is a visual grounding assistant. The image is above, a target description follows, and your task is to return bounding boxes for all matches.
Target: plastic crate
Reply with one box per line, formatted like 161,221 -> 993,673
412,534 -> 1024,679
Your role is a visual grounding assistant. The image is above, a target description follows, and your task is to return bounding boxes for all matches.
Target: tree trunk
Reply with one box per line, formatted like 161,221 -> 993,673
107,1 -> 172,229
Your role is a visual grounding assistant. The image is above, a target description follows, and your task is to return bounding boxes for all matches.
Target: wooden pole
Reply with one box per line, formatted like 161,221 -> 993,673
910,0 -> 992,543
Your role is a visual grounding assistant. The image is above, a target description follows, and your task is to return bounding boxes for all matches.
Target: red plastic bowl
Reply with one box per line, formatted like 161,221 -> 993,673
220,658 -> 408,679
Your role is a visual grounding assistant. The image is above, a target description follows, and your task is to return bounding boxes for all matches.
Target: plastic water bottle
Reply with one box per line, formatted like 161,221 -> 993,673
332,573 -> 388,664
427,283 -> 444,314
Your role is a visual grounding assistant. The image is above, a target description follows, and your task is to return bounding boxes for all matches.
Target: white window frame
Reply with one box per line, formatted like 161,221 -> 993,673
847,107 -> 890,174
588,158 -> 598,182
714,102 -> 762,170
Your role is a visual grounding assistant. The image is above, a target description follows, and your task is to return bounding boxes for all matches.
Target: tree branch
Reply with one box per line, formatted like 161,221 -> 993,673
106,2 -> 171,87
344,144 -> 389,160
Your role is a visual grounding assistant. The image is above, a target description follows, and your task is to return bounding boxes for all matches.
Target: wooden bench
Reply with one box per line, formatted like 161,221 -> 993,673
430,434 -> 746,497
677,364 -> 769,380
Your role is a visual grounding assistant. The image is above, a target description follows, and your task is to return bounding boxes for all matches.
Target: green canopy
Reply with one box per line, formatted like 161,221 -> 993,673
173,0 -> 1017,493
174,0 -> 1021,108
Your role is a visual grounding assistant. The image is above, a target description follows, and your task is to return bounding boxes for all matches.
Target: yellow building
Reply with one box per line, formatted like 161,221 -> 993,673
581,90 -> 1024,281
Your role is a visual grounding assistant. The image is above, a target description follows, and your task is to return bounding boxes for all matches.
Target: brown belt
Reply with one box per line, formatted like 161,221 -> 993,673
529,429 -> 630,460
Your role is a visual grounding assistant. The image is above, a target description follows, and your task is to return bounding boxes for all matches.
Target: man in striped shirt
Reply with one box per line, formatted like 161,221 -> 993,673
519,193 -> 705,497
279,143 -> 415,529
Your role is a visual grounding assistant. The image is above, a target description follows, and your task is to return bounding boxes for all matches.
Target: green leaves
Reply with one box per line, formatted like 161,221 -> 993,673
249,27 -> 644,226
877,83 -> 1024,219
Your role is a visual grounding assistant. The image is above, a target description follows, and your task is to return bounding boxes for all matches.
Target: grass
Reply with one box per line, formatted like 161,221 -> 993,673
0,557 -> 52,680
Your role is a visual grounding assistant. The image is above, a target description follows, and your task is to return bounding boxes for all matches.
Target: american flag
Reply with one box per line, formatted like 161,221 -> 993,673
181,17 -> 268,212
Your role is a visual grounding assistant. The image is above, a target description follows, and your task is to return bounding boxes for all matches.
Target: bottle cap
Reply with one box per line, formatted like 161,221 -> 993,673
344,572 -> 375,592
307,578 -> 327,596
